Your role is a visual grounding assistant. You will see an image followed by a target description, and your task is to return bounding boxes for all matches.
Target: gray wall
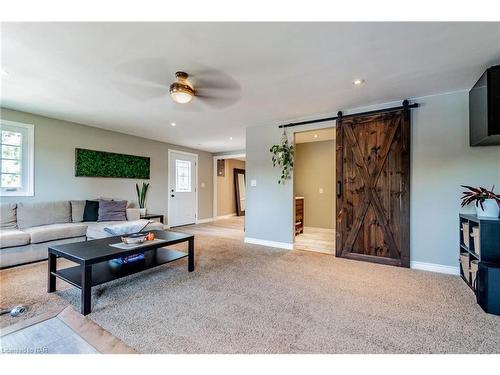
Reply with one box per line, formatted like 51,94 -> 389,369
245,91 -> 500,267
411,92 -> 499,267
294,140 -> 335,229
246,125 -> 295,244
0,108 -> 214,222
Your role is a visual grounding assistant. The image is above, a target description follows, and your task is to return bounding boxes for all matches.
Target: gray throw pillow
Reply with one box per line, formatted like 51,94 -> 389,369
98,200 -> 127,222
0,203 -> 17,229
70,200 -> 86,222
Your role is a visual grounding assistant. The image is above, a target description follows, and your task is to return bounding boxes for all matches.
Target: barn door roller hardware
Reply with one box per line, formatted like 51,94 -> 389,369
278,100 -> 418,128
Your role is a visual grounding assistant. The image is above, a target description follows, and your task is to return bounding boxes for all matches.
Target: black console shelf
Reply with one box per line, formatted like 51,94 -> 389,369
459,214 -> 500,315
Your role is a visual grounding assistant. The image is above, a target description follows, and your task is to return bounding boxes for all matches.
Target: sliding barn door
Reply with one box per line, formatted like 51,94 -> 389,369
336,110 -> 410,267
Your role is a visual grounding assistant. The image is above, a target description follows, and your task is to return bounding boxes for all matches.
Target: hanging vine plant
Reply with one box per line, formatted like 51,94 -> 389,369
270,130 -> 294,184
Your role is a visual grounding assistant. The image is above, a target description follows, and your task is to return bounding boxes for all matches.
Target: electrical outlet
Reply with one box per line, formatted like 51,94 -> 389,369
319,188 -> 324,194
251,179 -> 257,187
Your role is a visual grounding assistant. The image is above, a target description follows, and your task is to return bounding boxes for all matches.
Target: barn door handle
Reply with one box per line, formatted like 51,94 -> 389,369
336,181 -> 342,198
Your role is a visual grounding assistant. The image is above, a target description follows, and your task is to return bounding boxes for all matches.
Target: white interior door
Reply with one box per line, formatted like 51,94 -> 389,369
169,151 -> 197,227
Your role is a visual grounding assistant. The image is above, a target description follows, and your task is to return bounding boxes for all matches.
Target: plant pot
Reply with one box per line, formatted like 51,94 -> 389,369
139,208 -> 147,216
475,199 -> 500,218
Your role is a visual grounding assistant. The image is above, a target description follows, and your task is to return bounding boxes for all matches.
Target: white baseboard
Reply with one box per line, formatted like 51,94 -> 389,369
410,261 -> 459,275
216,214 -> 237,220
244,237 -> 294,250
196,217 -> 214,224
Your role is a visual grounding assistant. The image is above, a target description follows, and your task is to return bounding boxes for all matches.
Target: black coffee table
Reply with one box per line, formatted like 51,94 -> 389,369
47,230 -> 194,315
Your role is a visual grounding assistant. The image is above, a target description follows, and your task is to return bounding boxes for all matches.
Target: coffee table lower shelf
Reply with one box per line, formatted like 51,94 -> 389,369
53,248 -> 188,288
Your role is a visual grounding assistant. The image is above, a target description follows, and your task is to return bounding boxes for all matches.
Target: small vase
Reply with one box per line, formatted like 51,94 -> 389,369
475,199 -> 500,218
139,208 -> 147,216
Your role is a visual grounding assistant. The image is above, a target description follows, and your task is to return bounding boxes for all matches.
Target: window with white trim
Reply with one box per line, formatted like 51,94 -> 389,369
0,120 -> 34,196
175,160 -> 192,192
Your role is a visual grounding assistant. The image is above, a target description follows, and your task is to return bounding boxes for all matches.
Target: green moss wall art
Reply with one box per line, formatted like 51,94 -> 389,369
75,148 -> 150,179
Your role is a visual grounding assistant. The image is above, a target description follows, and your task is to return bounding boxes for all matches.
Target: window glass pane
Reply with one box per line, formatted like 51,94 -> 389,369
1,145 -> 22,159
0,122 -> 33,196
1,159 -> 21,174
1,173 -> 21,188
1,130 -> 22,146
175,160 -> 191,192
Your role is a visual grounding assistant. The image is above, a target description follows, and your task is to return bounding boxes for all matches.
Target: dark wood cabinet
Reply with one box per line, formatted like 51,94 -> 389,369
295,197 -> 304,235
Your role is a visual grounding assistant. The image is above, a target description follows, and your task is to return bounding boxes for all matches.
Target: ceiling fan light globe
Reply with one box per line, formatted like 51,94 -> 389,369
169,82 -> 194,104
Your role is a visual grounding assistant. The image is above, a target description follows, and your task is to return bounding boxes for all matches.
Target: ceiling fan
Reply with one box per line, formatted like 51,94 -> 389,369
169,71 -> 195,104
113,59 -> 241,110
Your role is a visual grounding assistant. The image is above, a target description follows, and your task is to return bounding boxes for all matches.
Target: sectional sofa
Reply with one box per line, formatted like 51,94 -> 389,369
0,201 -> 163,268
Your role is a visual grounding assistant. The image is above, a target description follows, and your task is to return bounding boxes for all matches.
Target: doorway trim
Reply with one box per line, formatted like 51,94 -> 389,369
212,153 -> 246,220
167,149 -> 199,228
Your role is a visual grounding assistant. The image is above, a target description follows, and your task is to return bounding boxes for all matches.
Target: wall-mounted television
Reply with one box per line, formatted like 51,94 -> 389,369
469,65 -> 500,146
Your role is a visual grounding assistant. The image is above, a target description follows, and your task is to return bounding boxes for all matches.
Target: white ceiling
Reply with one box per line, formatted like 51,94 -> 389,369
1,22 -> 500,153
295,128 -> 335,144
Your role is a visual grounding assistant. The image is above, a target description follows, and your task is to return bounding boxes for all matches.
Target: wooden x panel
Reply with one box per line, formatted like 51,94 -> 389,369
336,110 -> 410,267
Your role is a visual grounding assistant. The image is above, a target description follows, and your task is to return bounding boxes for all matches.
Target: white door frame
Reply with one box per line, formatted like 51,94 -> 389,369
213,153 -> 246,219
167,149 -> 199,228
291,124 -> 336,247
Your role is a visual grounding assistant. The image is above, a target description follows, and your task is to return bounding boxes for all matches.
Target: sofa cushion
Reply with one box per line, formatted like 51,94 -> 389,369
0,236 -> 87,268
83,200 -> 99,222
24,223 -> 88,244
0,229 -> 30,248
70,200 -> 86,222
17,201 -> 71,229
98,200 -> 127,221
0,203 -> 17,229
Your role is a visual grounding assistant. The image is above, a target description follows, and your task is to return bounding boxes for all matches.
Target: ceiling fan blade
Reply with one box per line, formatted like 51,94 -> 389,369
114,57 -> 171,86
195,92 -> 241,109
191,69 -> 241,92
112,81 -> 167,101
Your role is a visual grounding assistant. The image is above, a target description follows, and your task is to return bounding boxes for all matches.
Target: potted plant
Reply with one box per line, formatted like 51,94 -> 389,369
270,130 -> 294,184
460,185 -> 500,218
136,182 -> 150,215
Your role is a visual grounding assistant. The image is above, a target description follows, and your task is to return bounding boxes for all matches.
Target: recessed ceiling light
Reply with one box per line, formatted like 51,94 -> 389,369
353,79 -> 365,86
314,134 -> 318,138
229,137 -> 233,141
170,122 -> 176,127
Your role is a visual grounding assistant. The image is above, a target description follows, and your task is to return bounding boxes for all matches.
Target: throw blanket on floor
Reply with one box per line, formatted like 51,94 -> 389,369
104,219 -> 151,236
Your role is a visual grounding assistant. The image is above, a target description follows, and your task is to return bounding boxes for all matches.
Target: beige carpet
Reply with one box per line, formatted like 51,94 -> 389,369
1,228 -> 500,353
